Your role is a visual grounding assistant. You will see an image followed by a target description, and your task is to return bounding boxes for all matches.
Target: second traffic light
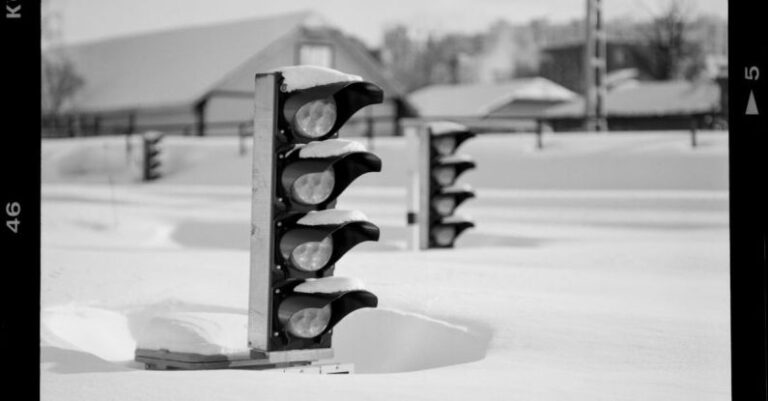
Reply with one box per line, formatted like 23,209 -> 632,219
142,131 -> 163,181
407,121 -> 476,249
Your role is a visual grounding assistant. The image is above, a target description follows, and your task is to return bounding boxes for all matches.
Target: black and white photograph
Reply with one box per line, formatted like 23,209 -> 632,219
11,0 -> 763,399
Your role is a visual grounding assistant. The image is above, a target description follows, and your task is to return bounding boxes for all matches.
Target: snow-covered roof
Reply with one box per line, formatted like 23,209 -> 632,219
274,66 -> 363,92
294,276 -> 367,294
298,139 -> 367,158
545,80 -> 721,118
408,78 -> 577,118
297,209 -> 371,226
52,12 -> 408,114
58,12 -> 311,113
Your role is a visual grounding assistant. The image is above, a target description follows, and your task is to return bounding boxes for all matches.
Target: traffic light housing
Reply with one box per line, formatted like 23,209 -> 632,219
142,131 -> 163,181
249,66 -> 382,358
407,121 -> 476,249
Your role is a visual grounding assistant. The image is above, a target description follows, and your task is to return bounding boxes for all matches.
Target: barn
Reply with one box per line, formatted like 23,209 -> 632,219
43,12 -> 410,137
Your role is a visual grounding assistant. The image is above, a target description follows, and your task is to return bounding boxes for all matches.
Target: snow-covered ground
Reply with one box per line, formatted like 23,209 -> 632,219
41,132 -> 729,400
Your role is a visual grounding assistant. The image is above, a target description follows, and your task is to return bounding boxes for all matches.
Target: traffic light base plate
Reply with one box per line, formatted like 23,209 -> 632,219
135,348 -> 348,373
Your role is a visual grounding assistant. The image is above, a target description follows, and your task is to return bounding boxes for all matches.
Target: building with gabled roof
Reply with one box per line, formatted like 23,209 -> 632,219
405,78 -> 577,133
408,78 -> 577,118
45,11 -> 410,137
544,79 -> 724,131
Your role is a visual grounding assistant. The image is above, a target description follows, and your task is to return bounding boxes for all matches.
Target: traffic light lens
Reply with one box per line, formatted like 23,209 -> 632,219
294,97 -> 338,138
432,226 -> 456,247
291,236 -> 334,272
432,196 -> 456,216
433,136 -> 457,156
287,304 -> 332,338
432,166 -> 456,186
291,167 -> 336,205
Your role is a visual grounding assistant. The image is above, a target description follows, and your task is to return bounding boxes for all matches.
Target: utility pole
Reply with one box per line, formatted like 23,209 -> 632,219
584,0 -> 607,132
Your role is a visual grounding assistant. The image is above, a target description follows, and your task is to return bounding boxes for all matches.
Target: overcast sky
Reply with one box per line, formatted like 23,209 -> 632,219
48,0 -> 727,47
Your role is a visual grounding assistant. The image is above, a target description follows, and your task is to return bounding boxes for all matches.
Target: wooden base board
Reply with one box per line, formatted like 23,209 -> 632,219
134,348 -> 350,373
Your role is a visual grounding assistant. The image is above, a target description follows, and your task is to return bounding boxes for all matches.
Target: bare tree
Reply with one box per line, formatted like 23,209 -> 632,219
41,55 -> 84,115
41,0 -> 85,134
634,0 -> 705,80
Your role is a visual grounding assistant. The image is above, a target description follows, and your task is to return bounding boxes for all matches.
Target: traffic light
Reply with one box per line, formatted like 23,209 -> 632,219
407,121 -> 476,249
142,131 -> 163,181
426,122 -> 476,248
249,66 -> 382,358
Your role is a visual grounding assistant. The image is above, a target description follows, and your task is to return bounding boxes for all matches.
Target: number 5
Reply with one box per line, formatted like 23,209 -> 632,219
745,66 -> 760,81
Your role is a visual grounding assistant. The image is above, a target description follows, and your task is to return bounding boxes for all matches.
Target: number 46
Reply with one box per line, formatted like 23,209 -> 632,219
6,202 -> 20,234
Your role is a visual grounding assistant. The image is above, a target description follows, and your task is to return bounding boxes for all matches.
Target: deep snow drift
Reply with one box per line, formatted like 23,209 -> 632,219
41,132 -> 729,401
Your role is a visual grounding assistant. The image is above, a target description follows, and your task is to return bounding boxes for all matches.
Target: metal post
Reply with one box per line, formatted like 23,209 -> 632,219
248,73 -> 278,352
194,98 -> 208,137
366,108 -> 375,151
67,115 -> 75,137
584,0 -> 607,132
404,121 -> 421,251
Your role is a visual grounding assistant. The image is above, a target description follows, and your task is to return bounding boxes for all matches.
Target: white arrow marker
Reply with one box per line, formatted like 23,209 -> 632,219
746,90 -> 759,115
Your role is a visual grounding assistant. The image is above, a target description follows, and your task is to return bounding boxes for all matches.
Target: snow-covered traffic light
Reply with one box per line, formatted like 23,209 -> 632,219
426,122 -> 476,248
142,131 -> 163,181
406,121 -> 476,249
249,66 -> 382,358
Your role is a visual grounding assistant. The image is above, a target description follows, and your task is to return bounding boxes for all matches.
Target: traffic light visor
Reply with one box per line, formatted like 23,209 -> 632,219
282,81 -> 384,142
277,286 -> 378,339
279,215 -> 380,273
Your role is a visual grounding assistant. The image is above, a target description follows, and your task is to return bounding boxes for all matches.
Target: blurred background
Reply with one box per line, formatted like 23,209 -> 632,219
39,1 -> 731,396
41,0 -> 728,138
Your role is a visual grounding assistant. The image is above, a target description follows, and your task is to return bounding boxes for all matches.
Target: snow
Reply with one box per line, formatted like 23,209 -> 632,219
297,209 -> 371,226
40,132 -> 730,400
294,276 -> 367,294
135,312 -> 249,355
428,121 -> 470,135
298,139 -> 367,158
273,65 -> 363,92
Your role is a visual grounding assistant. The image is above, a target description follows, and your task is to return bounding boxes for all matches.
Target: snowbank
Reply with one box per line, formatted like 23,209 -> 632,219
297,209 -> 371,226
294,277 -> 367,294
134,312 -> 248,355
298,139 -> 367,158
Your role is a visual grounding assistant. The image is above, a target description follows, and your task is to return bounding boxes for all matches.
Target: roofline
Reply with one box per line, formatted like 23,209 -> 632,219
55,10 -> 315,50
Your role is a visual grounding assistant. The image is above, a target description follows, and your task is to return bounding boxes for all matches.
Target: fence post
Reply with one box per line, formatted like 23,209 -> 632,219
366,111 -> 375,151
536,119 -> 544,150
690,116 -> 698,149
238,122 -> 247,156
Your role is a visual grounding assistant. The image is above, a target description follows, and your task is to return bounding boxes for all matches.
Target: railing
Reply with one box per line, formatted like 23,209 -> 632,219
41,113 -> 398,139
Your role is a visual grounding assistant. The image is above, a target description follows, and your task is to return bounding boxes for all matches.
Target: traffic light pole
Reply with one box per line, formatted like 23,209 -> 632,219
404,121 -> 430,251
248,72 -> 337,365
248,72 -> 278,354
403,118 -> 476,250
